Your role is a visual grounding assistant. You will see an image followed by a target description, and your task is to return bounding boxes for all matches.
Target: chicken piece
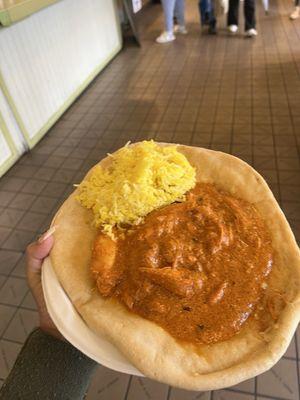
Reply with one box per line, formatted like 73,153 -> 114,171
121,291 -> 135,309
91,234 -> 119,297
161,238 -> 182,265
150,299 -> 170,314
140,267 -> 199,298
144,244 -> 159,268
208,282 -> 228,305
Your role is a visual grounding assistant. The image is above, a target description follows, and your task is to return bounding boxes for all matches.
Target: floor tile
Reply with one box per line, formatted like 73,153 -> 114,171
253,156 -> 277,170
51,169 -> 76,184
2,230 -> 35,252
16,211 -> 48,232
0,227 -> 13,246
0,339 -> 22,380
0,192 -> 16,207
284,337 -> 297,359
230,378 -> 255,393
33,167 -> 56,182
18,148 -> 56,165
85,365 -> 130,400
257,358 -> 299,400
278,171 -> 300,186
0,276 -> 6,288
29,197 -> 59,215
44,155 -> 66,169
21,291 -> 37,310
8,165 -> 38,179
0,305 -> 15,336
3,308 -> 38,343
0,251 -> 22,276
0,177 -> 27,192
276,147 -> 299,159
0,277 -> 28,306
170,388 -> 211,400
10,255 -> 27,278
232,134 -> 252,145
0,208 -> 25,228
9,193 -> 36,211
21,179 -> 47,195
126,376 -> 169,400
280,186 -> 300,202
213,391 -> 254,400
281,202 -> 300,221
41,182 -> 69,198
277,158 -> 300,171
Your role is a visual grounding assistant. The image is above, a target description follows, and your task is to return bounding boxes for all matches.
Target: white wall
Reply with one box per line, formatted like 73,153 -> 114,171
0,128 -> 12,164
0,88 -> 26,154
0,0 -> 121,146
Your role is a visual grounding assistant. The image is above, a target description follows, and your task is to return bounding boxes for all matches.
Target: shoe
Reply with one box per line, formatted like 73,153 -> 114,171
174,25 -> 188,34
208,25 -> 217,34
245,28 -> 258,37
290,6 -> 300,19
156,31 -> 176,43
228,24 -> 238,33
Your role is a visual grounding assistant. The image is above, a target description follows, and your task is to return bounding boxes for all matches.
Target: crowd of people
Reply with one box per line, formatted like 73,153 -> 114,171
155,0 -> 299,43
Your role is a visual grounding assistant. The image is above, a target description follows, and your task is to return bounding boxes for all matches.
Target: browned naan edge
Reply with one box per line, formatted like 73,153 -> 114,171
50,144 -> 300,390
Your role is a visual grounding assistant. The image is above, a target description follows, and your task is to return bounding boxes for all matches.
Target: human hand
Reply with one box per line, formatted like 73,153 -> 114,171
26,227 -> 63,340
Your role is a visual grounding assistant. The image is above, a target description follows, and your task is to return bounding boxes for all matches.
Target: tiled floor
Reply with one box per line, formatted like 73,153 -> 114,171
0,0 -> 300,399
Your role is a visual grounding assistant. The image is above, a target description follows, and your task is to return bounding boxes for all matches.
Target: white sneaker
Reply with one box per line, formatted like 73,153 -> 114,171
156,31 -> 176,43
245,28 -> 258,37
228,24 -> 238,33
174,25 -> 188,34
290,6 -> 300,19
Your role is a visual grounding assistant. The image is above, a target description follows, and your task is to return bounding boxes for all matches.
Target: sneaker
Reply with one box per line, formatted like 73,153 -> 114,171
208,25 -> 217,34
245,28 -> 258,37
290,6 -> 300,19
156,31 -> 176,43
228,24 -> 238,33
174,25 -> 188,34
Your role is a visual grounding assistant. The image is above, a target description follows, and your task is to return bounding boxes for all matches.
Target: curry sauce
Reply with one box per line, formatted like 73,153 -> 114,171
91,183 -> 273,344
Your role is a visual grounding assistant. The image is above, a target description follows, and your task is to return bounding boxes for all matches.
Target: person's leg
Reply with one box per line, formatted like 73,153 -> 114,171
174,0 -> 185,27
227,0 -> 239,26
161,0 -> 177,32
199,0 -> 204,24
199,0 -> 211,25
208,1 -> 217,34
244,0 -> 256,30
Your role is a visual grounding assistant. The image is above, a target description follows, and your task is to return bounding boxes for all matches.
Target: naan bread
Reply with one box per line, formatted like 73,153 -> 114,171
50,144 -> 300,390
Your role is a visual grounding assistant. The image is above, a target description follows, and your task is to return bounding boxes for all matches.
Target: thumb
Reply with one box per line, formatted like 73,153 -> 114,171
26,229 -> 55,273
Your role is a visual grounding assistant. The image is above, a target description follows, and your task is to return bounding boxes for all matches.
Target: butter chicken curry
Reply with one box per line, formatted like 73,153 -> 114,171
91,183 -> 273,345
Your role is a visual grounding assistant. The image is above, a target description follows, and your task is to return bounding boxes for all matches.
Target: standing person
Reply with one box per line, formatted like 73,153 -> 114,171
227,0 -> 257,37
156,0 -> 187,43
290,0 -> 300,19
199,0 -> 217,34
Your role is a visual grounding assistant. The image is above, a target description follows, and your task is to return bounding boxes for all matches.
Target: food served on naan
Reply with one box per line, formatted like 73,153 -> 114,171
50,141 -> 300,390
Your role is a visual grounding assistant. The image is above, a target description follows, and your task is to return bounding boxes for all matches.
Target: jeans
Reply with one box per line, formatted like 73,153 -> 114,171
227,0 -> 256,30
199,0 -> 216,27
161,0 -> 185,32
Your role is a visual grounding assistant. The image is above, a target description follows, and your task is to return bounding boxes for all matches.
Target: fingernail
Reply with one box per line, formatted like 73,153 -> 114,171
38,226 -> 56,243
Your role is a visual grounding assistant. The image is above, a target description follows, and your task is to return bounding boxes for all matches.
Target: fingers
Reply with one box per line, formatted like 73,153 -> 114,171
26,229 -> 55,272
26,228 -> 55,292
25,228 -> 63,340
